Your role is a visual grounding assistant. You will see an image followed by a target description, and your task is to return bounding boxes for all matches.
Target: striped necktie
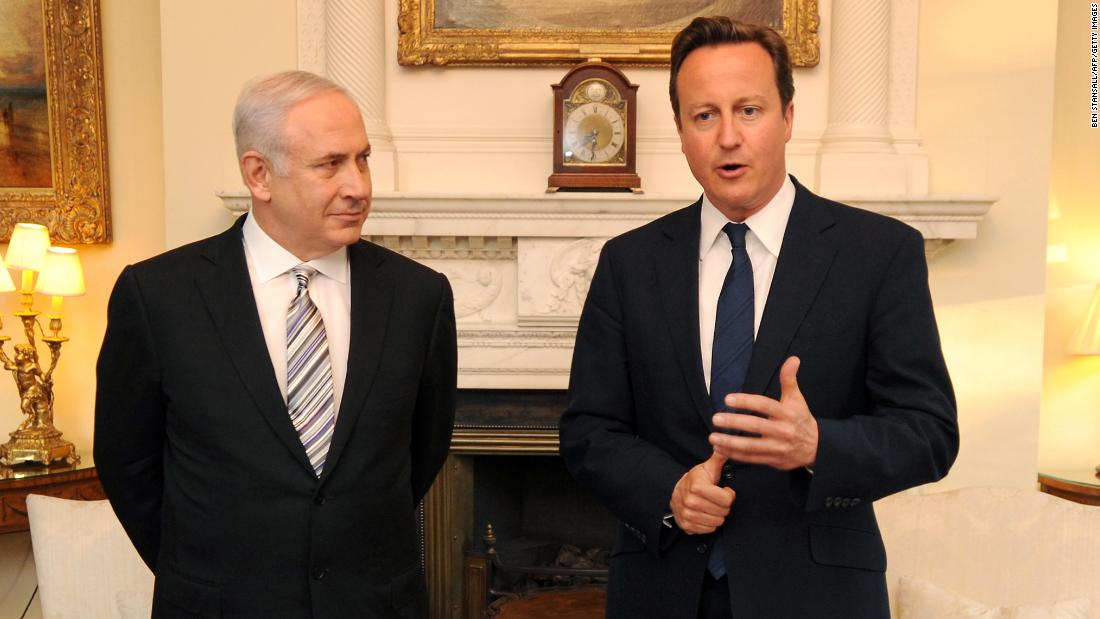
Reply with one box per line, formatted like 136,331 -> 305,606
286,266 -> 336,477
707,222 -> 754,579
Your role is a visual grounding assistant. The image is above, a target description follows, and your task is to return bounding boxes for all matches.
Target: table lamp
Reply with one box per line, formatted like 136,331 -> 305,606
0,224 -> 85,466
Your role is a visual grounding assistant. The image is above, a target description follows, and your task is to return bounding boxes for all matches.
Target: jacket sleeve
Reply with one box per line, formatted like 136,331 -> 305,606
559,244 -> 688,556
805,228 -> 959,509
93,266 -> 165,570
409,272 -> 457,505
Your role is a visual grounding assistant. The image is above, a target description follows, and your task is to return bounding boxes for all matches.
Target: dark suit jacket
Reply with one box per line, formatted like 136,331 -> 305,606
559,178 -> 958,619
94,217 -> 456,618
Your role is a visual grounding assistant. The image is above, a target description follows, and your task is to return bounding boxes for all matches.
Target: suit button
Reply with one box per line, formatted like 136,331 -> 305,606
314,495 -> 327,506
697,543 -> 708,554
825,497 -> 834,508
852,498 -> 861,506
841,498 -> 851,507
313,568 -> 328,580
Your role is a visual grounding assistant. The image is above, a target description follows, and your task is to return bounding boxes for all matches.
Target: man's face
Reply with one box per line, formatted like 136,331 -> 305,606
675,42 -> 793,221
252,91 -> 371,261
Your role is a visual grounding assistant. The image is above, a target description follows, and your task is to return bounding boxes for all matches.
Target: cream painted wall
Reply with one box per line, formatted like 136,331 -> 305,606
0,0 -> 166,616
916,1 -> 1057,489
159,0 -> 297,249
1040,0 -> 1100,470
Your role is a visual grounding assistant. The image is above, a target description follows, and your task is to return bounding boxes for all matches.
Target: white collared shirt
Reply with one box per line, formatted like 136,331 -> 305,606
698,175 -> 795,391
242,213 -> 352,415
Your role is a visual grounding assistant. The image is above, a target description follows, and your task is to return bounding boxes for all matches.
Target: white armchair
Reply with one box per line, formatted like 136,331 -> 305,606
876,486 -> 1100,618
26,495 -> 153,619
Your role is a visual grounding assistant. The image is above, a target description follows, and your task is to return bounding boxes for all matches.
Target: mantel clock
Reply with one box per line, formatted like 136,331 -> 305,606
548,60 -> 641,192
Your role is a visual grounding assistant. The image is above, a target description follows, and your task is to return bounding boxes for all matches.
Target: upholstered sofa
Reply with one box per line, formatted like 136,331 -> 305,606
876,486 -> 1100,618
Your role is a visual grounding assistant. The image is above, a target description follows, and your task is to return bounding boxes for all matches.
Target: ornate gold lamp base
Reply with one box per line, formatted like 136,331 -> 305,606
0,426 -> 78,466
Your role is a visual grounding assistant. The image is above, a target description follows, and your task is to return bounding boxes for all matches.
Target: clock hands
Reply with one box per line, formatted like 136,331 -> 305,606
580,128 -> 599,161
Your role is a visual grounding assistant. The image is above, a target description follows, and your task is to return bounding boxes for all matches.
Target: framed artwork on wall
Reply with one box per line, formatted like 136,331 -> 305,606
0,0 -> 110,244
398,0 -> 819,68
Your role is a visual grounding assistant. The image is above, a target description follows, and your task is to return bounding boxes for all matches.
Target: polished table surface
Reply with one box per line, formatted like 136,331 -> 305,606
0,454 -> 104,534
1037,468 -> 1100,506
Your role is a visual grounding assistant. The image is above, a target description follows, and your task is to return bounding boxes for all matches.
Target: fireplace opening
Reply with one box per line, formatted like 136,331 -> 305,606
423,389 -> 615,617
471,454 -> 614,590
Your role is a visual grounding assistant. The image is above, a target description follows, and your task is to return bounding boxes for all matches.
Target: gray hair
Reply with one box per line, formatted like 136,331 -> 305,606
233,70 -> 352,176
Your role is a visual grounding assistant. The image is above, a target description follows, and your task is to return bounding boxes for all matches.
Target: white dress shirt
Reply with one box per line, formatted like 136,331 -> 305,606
699,175 -> 795,391
242,213 -> 352,415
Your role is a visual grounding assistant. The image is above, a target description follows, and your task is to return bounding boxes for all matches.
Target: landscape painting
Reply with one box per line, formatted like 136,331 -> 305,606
0,0 -> 52,188
399,0 -> 818,67
433,0 -> 782,31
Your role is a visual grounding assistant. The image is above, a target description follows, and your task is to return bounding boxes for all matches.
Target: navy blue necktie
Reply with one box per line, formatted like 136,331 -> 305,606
707,222 -> 754,579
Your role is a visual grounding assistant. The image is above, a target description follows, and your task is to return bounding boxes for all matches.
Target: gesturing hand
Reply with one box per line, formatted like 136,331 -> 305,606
669,450 -> 736,534
709,356 -> 819,470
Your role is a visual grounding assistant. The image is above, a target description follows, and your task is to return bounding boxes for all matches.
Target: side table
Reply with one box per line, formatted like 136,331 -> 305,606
0,455 -> 105,534
1037,469 -> 1100,506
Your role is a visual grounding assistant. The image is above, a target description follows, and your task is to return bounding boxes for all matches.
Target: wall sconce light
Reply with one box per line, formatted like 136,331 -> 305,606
1068,284 -> 1100,477
0,223 -> 86,467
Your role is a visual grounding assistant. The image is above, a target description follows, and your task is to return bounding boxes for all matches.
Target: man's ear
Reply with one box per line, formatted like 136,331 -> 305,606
241,151 -> 272,203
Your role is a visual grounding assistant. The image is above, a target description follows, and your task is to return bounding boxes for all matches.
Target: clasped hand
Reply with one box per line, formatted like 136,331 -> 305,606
669,357 -> 818,534
709,356 -> 818,470
669,450 -> 735,534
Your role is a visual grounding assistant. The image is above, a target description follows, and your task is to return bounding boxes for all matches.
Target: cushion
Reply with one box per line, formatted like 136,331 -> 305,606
27,495 -> 154,619
898,576 -> 1090,619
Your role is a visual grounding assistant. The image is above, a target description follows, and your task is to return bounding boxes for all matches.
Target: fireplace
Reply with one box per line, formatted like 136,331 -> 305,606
422,390 -> 615,619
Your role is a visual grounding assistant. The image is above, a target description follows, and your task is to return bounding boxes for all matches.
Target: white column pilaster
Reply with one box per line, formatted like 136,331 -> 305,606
817,0 -> 907,195
888,0 -> 929,194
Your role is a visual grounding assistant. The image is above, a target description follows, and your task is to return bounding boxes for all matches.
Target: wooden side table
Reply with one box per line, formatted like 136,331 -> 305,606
1037,469 -> 1100,506
0,455 -> 105,534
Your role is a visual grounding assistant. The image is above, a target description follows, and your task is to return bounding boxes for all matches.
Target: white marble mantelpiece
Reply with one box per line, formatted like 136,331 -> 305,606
218,190 -> 993,389
218,190 -> 992,250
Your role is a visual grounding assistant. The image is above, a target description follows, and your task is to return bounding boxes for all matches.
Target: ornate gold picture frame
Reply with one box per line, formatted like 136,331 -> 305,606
0,0 -> 110,244
399,0 -> 819,68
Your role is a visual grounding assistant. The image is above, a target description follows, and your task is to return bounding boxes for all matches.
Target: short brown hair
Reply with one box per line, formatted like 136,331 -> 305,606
669,16 -> 794,122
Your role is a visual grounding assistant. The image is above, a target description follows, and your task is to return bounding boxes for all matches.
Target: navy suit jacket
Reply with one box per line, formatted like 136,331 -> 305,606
560,178 -> 958,618
95,217 -> 456,618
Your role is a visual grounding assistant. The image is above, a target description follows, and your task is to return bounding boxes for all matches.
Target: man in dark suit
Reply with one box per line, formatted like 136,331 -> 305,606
560,17 -> 958,619
94,71 -> 456,618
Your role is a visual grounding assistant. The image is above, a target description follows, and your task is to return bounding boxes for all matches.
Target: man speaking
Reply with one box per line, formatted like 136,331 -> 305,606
560,17 -> 958,619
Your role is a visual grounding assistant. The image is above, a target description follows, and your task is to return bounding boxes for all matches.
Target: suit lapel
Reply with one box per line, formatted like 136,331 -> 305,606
318,241 -> 394,482
194,219 -> 315,474
654,201 -> 715,431
743,181 -> 838,395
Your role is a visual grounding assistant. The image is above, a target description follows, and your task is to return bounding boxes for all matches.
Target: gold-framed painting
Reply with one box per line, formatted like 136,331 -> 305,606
0,0 -> 110,244
398,0 -> 819,68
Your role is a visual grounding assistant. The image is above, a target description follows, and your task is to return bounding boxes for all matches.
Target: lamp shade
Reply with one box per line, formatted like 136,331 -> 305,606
0,252 -> 15,293
1069,284 -> 1100,355
5,223 -> 51,271
35,247 -> 85,297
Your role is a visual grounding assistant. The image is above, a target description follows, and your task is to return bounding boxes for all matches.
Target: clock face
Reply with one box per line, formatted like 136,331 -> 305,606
562,79 -> 627,165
